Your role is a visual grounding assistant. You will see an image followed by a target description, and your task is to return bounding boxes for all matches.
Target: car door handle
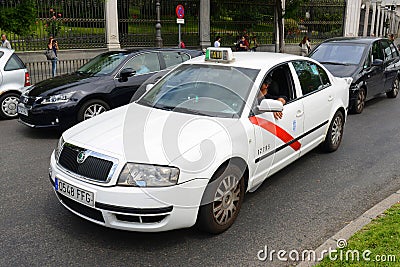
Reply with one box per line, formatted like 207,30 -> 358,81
328,95 -> 334,102
296,110 -> 304,117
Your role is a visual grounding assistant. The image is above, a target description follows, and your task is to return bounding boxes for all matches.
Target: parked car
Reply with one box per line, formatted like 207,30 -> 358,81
18,48 -> 203,129
0,48 -> 31,119
49,48 -> 351,233
309,37 -> 399,114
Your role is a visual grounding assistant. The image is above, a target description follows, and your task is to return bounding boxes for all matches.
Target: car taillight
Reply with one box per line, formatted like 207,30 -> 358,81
25,72 -> 31,86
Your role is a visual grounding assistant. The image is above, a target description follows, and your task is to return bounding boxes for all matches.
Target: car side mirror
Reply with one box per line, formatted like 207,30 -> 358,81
119,68 -> 136,81
372,59 -> 384,66
258,99 -> 283,113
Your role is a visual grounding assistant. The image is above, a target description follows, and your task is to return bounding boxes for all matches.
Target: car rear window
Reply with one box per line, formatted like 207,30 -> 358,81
4,54 -> 26,71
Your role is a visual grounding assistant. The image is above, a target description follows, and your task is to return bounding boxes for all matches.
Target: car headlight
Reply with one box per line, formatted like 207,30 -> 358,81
117,163 -> 180,187
55,136 -> 64,162
41,92 -> 75,104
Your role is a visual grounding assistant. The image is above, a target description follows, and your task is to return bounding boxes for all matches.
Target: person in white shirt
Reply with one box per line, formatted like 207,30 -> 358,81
214,36 -> 221,47
1,34 -> 11,49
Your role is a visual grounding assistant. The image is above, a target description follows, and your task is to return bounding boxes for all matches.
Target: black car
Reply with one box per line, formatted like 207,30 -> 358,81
309,37 -> 399,113
17,48 -> 203,129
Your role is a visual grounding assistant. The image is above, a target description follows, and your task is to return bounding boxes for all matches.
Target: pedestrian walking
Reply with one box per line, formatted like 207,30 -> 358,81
1,34 -> 12,49
214,36 -> 221,47
299,36 -> 311,56
47,37 -> 59,78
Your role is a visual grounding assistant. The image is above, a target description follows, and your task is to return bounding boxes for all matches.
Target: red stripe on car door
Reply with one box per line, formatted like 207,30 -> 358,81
249,116 -> 301,151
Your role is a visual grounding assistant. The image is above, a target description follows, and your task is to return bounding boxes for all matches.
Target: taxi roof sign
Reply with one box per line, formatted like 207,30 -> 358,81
205,47 -> 234,63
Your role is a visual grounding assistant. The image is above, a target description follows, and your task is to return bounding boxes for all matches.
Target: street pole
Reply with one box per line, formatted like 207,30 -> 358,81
155,0 -> 163,47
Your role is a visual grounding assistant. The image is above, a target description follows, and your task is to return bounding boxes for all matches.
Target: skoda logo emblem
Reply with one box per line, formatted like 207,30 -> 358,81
77,151 -> 86,164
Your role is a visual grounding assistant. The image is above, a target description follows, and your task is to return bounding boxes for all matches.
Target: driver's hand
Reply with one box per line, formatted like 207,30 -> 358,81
273,111 -> 283,119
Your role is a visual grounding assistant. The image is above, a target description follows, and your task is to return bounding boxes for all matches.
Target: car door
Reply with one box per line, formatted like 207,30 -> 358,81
250,63 -> 304,184
291,60 -> 333,155
367,40 -> 386,96
112,52 -> 161,107
382,40 -> 400,92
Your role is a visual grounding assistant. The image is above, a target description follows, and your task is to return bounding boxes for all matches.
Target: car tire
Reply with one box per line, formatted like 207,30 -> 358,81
0,92 -> 20,119
351,87 -> 366,114
322,111 -> 344,152
197,164 -> 245,234
386,76 -> 399,98
77,99 -> 110,122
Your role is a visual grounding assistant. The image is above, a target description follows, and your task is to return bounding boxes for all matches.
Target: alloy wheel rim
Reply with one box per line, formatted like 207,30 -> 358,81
357,90 -> 365,112
1,96 -> 19,117
83,104 -> 106,120
213,175 -> 241,225
331,116 -> 343,146
394,79 -> 399,96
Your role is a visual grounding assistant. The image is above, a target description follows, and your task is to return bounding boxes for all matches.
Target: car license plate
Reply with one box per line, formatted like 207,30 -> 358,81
55,177 -> 95,207
17,104 -> 28,116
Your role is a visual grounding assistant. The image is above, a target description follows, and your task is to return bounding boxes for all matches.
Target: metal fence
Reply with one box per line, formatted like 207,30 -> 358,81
285,0 -> 346,45
1,0 -> 106,51
210,0 -> 275,48
1,0 -> 346,52
26,59 -> 89,84
118,0 -> 200,47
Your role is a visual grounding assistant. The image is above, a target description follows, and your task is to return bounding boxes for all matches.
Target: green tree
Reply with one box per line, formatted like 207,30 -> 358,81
0,0 -> 36,36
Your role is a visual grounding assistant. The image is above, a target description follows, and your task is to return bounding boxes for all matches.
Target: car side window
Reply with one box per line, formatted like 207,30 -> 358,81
4,54 -> 25,71
162,51 -> 190,68
292,61 -> 325,95
124,53 -> 160,75
389,42 -> 399,57
251,63 -> 296,115
317,65 -> 331,87
381,40 -> 392,60
372,41 -> 384,61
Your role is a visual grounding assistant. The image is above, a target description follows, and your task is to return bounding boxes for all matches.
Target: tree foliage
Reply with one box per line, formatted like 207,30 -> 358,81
0,0 -> 36,36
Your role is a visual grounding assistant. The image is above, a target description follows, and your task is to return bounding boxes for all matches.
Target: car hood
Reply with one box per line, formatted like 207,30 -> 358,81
321,64 -> 359,78
27,73 -> 103,97
63,103 -> 241,168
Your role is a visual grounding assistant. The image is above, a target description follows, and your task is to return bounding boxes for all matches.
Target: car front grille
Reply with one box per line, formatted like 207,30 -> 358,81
58,143 -> 117,183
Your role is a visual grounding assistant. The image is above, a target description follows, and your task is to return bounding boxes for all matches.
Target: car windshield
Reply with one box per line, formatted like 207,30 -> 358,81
310,43 -> 367,65
77,52 -> 129,76
137,64 -> 259,118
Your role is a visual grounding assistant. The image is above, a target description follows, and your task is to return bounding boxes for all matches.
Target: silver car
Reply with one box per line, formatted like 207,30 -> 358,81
0,48 -> 31,119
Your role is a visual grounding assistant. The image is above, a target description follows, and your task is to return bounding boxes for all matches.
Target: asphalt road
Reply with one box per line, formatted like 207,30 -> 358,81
1,94 -> 400,267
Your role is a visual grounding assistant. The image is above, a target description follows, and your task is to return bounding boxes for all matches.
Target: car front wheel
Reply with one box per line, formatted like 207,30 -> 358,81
78,99 -> 110,122
351,88 -> 366,114
322,111 -> 344,152
197,164 -> 245,234
387,76 -> 399,98
0,92 -> 20,119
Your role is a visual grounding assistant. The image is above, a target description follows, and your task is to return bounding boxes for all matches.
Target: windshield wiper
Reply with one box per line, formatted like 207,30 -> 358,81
153,104 -> 212,116
319,61 -> 351,66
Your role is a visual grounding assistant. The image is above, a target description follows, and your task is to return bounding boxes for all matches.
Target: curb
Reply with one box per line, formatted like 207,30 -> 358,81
297,190 -> 400,267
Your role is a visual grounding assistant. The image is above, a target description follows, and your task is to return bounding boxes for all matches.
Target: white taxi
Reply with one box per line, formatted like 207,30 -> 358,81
49,48 -> 351,234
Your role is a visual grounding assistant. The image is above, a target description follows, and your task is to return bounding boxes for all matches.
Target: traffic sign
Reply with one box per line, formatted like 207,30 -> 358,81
176,4 -> 184,19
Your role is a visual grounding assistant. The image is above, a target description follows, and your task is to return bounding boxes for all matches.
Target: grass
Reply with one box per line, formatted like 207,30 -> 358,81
317,203 -> 400,266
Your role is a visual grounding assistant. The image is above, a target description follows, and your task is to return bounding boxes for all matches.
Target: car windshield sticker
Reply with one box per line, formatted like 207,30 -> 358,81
249,116 -> 301,151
